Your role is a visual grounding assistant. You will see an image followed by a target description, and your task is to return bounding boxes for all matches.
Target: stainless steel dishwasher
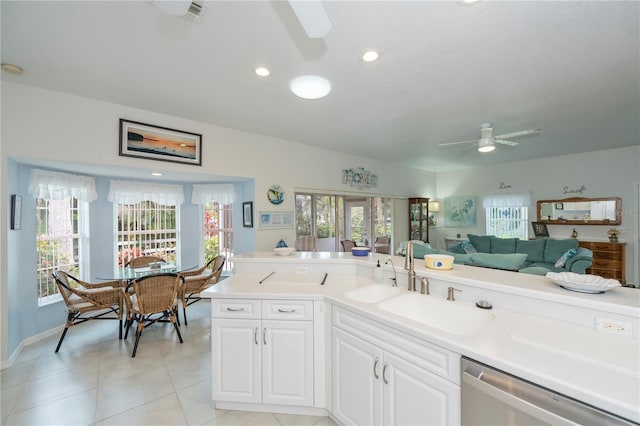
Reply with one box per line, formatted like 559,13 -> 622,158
461,357 -> 638,425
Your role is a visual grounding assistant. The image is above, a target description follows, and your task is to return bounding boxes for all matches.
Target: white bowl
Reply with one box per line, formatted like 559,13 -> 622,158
546,272 -> 621,293
424,254 -> 454,270
274,247 -> 296,256
351,247 -> 371,256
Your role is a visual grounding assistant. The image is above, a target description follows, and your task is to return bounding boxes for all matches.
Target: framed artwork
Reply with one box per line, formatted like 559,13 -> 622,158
443,196 -> 477,227
10,194 -> 22,230
119,119 -> 202,166
267,185 -> 285,205
532,221 -> 550,238
258,211 -> 294,229
243,202 -> 254,228
555,203 -> 564,210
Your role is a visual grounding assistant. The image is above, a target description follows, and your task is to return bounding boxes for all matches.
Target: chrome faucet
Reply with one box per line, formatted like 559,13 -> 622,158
420,276 -> 430,295
405,242 -> 416,292
385,258 -> 398,287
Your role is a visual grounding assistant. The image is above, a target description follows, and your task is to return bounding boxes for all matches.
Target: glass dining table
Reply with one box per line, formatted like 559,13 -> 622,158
98,263 -> 197,283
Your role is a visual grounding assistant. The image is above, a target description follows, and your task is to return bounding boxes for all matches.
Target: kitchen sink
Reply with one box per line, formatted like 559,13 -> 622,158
377,293 -> 495,335
344,285 -> 402,303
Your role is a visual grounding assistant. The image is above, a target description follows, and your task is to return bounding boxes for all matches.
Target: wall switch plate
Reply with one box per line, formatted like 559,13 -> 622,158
295,266 -> 308,273
595,317 -> 632,336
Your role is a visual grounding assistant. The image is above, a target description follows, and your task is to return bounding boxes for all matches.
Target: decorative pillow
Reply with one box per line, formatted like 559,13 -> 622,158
555,248 -> 577,267
468,253 -> 528,271
467,234 -> 492,253
459,241 -> 477,254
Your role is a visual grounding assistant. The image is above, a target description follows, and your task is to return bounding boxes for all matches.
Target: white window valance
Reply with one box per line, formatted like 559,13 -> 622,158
483,192 -> 532,208
191,184 -> 236,205
28,169 -> 98,202
108,180 -> 185,206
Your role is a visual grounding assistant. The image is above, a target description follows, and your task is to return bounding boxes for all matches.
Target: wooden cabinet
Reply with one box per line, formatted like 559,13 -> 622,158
578,241 -> 626,284
212,299 -> 314,407
409,198 -> 430,243
333,308 -> 460,426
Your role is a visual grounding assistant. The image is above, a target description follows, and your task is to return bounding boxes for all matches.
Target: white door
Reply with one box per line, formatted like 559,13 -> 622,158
211,318 -> 261,403
383,352 -> 461,426
262,320 -> 314,406
333,328 -> 384,426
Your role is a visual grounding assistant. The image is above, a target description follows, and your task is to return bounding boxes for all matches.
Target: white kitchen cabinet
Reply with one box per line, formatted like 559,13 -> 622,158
211,299 -> 314,408
333,308 -> 460,426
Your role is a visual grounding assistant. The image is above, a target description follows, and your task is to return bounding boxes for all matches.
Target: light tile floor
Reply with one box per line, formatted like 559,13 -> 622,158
1,301 -> 337,426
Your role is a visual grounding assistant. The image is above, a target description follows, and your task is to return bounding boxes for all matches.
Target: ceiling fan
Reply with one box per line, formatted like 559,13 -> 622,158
151,0 -> 332,38
438,123 -> 543,153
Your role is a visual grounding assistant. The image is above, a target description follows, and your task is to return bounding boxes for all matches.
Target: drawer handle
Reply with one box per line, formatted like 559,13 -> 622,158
254,327 -> 258,345
382,362 -> 389,385
373,358 -> 380,379
226,307 -> 245,312
263,327 -> 267,345
277,308 -> 297,313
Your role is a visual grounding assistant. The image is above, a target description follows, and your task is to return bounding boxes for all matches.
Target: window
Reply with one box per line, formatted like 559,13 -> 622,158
486,206 -> 529,239
30,168 -> 97,305
484,192 -> 532,240
116,201 -> 178,266
204,201 -> 233,272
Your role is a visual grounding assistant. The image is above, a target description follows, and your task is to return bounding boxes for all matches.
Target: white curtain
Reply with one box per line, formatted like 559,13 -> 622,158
108,180 -> 185,206
191,183 -> 236,205
483,192 -> 532,208
28,168 -> 98,202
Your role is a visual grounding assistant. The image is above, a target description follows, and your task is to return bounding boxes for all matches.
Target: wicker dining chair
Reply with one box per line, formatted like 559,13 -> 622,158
341,240 -> 356,252
124,255 -> 166,268
123,273 -> 184,357
51,271 -> 125,353
179,255 -> 225,325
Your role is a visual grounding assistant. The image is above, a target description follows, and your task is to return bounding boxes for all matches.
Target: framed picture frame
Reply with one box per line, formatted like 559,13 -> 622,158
243,202 -> 254,228
258,211 -> 294,229
555,203 -> 564,210
119,119 -> 202,166
531,221 -> 549,238
10,194 -> 22,230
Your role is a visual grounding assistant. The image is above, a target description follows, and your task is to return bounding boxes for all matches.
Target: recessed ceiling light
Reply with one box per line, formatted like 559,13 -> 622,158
362,50 -> 379,62
151,172 -> 164,176
290,75 -> 331,100
255,67 -> 271,77
1,63 -> 24,75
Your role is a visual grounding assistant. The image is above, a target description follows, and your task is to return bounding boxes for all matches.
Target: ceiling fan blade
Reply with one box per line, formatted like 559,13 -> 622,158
495,139 -> 519,147
289,1 -> 332,39
494,128 -> 542,140
438,139 -> 479,148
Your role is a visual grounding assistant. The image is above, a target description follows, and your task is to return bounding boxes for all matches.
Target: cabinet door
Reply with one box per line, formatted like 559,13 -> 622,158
333,327 -> 384,426
262,320 -> 314,406
211,318 -> 261,403
383,352 -> 460,426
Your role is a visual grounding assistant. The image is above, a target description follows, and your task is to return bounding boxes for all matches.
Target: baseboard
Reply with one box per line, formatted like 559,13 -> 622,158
1,325 -> 64,370
214,401 -> 329,417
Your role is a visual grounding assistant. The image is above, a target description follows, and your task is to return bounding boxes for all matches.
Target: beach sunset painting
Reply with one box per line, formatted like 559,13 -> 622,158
119,119 -> 202,166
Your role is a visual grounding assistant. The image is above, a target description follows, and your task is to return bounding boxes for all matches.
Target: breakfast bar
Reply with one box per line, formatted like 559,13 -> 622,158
203,251 -> 640,425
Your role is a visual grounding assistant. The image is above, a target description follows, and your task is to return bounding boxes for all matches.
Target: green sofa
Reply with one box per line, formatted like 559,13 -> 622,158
412,234 -> 593,276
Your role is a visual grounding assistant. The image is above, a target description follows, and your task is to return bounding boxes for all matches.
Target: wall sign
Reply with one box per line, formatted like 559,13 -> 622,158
342,167 -> 377,190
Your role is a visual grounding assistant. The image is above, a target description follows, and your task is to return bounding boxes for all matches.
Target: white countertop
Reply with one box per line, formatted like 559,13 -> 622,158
204,251 -> 640,423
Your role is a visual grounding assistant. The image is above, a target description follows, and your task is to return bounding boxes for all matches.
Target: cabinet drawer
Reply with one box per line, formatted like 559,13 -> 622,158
262,300 -> 313,321
593,252 -> 623,261
588,268 -> 624,280
212,299 -> 261,319
591,259 -> 622,269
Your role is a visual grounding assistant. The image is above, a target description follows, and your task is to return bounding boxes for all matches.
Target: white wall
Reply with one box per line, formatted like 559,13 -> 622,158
430,146 -> 640,284
1,82 -> 436,364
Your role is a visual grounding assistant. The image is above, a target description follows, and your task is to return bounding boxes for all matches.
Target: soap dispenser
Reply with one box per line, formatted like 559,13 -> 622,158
374,260 -> 383,283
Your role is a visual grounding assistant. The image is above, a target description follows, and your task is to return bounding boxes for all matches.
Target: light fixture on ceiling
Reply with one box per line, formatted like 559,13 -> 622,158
1,63 -> 24,75
478,137 -> 496,153
151,172 -> 164,176
362,50 -> 379,62
290,75 -> 331,99
255,67 -> 271,77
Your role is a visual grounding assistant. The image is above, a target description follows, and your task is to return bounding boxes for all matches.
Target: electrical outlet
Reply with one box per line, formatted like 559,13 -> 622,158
595,317 -> 632,336
295,266 -> 308,273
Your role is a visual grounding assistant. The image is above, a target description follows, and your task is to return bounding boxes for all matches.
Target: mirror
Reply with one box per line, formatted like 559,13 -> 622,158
537,197 -> 621,225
